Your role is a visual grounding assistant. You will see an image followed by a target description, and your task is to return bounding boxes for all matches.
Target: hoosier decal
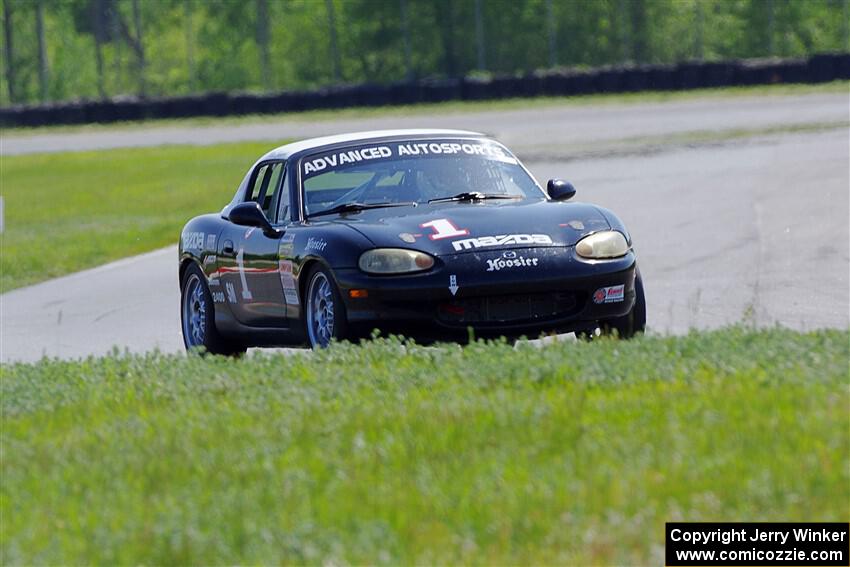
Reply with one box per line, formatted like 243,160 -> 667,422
485,254 -> 539,272
306,237 -> 328,252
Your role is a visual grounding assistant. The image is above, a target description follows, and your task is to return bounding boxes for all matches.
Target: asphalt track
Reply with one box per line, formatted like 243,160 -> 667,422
1,92 -> 848,362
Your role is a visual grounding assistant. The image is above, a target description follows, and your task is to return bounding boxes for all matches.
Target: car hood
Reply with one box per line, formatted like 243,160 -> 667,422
329,199 -> 611,256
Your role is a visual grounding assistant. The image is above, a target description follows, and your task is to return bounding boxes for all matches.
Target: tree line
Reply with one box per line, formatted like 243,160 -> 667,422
2,0 -> 848,106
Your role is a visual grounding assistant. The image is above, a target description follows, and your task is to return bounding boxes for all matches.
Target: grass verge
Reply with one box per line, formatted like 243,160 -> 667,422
3,81 -> 847,137
2,327 -> 848,564
0,141 -> 281,292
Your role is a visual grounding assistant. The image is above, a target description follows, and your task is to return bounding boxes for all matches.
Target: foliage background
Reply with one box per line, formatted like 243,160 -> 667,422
1,0 -> 848,106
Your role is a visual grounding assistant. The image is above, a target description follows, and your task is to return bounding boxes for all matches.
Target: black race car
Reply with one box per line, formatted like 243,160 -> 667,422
179,129 -> 645,354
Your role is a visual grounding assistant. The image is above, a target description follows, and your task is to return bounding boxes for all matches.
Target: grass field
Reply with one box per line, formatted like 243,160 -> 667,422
0,141 -> 280,292
2,327 -> 848,564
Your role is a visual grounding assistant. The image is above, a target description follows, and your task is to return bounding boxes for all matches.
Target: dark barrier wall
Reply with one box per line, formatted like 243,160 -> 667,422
2,54 -> 848,128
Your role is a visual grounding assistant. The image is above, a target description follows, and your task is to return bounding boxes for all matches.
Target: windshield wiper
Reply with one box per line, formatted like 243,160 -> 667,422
428,191 -> 521,204
308,201 -> 417,218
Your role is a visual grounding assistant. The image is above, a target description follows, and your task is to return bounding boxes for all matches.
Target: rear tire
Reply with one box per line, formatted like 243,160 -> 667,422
304,265 -> 348,349
181,263 -> 246,356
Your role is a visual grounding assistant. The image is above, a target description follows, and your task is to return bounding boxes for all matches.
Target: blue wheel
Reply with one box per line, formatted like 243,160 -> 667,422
305,266 -> 347,348
180,264 -> 245,356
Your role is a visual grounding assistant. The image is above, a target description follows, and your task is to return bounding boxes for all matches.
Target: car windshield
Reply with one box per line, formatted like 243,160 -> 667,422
301,139 -> 543,217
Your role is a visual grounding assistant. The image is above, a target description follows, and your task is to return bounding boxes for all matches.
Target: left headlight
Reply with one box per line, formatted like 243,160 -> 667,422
358,248 -> 435,274
575,231 -> 630,259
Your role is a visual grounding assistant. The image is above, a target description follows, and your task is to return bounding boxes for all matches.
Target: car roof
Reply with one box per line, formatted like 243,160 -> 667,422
259,128 -> 487,161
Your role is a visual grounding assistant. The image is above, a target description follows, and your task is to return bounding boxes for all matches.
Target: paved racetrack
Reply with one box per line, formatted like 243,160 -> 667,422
2,91 -> 848,362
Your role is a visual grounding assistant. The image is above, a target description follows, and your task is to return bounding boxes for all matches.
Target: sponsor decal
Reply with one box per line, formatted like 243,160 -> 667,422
559,220 -> 585,230
306,237 -> 327,252
206,234 -> 217,249
279,232 -> 296,257
421,218 -> 469,240
301,141 -> 518,178
303,146 -> 393,176
398,232 -> 421,243
284,289 -> 299,305
486,254 -> 539,272
182,231 -> 204,250
452,233 -> 553,252
279,260 -> 300,305
592,284 -> 625,304
203,254 -> 217,265
212,290 -> 226,303
397,142 -> 516,164
225,281 -> 238,303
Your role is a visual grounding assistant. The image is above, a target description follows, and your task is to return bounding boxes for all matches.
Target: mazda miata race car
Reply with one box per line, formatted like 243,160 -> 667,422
179,129 -> 645,354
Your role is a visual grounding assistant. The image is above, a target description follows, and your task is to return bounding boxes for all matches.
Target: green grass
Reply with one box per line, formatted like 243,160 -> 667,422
2,328 -> 848,565
0,141 -> 282,292
3,81 -> 847,137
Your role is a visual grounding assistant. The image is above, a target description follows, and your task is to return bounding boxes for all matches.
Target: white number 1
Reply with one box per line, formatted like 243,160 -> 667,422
236,248 -> 253,300
420,218 -> 469,240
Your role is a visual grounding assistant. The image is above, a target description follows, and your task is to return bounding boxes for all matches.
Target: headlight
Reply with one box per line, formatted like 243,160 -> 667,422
575,231 -> 629,259
358,248 -> 435,274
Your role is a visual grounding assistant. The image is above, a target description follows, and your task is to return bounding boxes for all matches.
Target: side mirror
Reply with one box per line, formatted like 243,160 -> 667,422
228,202 -> 281,236
547,179 -> 576,201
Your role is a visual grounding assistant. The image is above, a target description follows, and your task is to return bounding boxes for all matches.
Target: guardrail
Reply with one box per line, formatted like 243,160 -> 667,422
2,53 -> 847,128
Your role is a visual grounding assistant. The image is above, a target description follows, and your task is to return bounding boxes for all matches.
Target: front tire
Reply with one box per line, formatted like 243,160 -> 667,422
576,268 -> 647,340
304,265 -> 348,349
181,264 -> 246,356
603,267 -> 646,338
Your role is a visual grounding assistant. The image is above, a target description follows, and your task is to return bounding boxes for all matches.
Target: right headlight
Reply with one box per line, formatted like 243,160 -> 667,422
575,231 -> 630,259
358,248 -> 435,274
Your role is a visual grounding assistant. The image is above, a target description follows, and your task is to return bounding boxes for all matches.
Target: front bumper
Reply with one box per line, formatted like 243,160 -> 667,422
334,246 -> 637,340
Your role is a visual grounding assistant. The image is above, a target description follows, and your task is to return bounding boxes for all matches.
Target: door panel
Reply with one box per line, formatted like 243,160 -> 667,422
234,226 -> 286,327
219,160 -> 290,328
